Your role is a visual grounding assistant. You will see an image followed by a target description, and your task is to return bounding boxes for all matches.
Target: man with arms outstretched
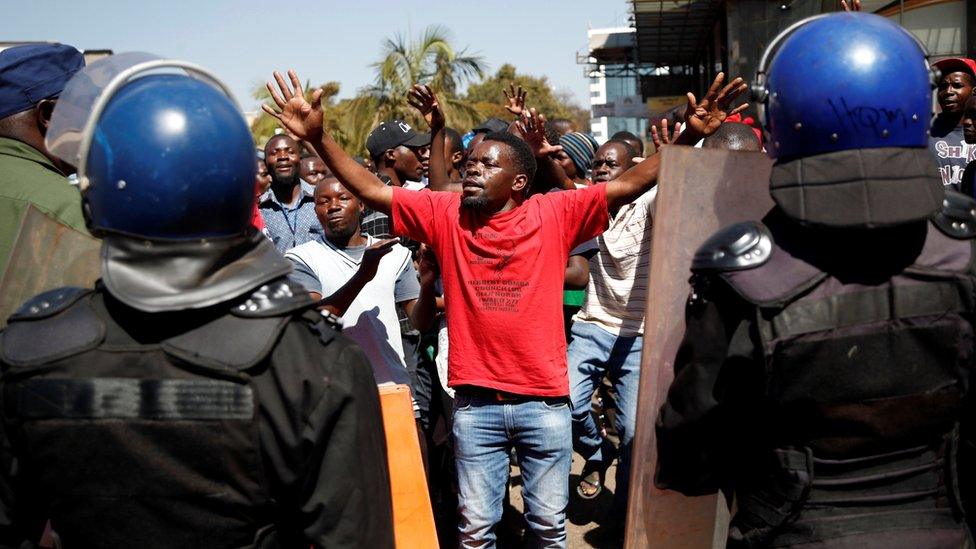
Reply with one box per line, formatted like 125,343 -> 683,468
264,69 -> 746,548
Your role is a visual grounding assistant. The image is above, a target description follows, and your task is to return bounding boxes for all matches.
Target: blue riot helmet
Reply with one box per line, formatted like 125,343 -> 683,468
47,53 -> 255,239
750,13 -> 944,229
84,74 -> 254,238
46,54 -> 291,312
753,13 -> 935,161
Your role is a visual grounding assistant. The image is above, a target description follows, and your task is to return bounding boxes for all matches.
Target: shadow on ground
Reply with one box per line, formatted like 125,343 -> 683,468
497,455 -> 623,548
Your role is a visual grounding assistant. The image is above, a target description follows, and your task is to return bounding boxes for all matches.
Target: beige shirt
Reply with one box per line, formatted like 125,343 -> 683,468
573,187 -> 656,336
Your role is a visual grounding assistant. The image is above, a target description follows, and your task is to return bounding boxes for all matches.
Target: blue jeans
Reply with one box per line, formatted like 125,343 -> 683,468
453,392 -> 572,548
568,321 -> 642,520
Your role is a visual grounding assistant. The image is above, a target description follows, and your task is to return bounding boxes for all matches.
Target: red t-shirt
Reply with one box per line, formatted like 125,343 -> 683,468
392,185 -> 609,396
251,201 -> 266,230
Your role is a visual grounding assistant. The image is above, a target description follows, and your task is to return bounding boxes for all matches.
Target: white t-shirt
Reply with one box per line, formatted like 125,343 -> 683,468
573,187 -> 657,337
285,234 -> 419,386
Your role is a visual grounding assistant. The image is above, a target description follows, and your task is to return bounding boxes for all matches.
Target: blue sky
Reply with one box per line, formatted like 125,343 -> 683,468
5,0 -> 631,113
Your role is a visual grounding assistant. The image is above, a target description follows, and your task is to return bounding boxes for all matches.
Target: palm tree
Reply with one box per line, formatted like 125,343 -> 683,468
346,25 -> 487,154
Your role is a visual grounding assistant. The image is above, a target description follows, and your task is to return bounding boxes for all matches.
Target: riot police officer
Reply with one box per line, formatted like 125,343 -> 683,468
0,54 -> 394,548
656,13 -> 975,548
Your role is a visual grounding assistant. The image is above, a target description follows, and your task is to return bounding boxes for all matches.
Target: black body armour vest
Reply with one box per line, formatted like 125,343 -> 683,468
0,279 -> 316,548
692,192 -> 976,548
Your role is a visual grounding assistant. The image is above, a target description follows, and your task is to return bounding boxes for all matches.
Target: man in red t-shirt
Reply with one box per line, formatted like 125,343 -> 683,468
264,69 -> 746,547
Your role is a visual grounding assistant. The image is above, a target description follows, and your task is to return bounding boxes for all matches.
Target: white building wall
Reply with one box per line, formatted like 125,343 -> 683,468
589,64 -> 609,142
586,28 -> 648,146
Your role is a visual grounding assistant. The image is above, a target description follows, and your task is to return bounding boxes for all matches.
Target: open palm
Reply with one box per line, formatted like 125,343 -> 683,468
503,83 -> 527,117
407,84 -> 445,130
517,108 -> 563,157
683,72 -> 748,139
262,70 -> 324,142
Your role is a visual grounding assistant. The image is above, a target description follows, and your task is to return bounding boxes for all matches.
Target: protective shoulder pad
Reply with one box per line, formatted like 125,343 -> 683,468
300,310 -> 343,347
9,287 -> 91,321
163,314 -> 291,371
319,310 -> 343,331
231,278 -> 314,318
1,291 -> 104,367
932,190 -> 976,239
692,221 -> 773,272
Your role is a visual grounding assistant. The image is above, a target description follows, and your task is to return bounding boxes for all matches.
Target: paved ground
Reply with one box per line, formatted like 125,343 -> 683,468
502,453 -> 623,548
428,392 -> 624,548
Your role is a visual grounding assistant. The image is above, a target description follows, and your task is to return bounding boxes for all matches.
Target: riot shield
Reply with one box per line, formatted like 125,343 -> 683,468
0,205 -> 100,326
378,384 -> 439,548
625,146 -> 773,548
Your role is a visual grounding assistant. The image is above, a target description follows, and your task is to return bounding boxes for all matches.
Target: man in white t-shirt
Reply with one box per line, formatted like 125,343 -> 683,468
285,177 -> 437,388
568,139 -> 654,531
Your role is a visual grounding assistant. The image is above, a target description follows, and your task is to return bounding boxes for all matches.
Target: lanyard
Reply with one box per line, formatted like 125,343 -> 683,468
279,203 -> 300,237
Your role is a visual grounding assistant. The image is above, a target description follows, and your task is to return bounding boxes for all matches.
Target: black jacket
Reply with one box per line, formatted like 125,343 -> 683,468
657,202 -> 976,548
0,279 -> 394,549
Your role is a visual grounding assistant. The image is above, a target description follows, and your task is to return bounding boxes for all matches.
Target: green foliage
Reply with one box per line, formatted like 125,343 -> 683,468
251,29 -> 589,155
464,64 -> 590,131
348,25 -> 486,154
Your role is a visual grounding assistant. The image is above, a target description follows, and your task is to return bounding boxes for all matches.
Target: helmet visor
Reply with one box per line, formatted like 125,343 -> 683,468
46,52 -> 161,169
46,52 -> 233,172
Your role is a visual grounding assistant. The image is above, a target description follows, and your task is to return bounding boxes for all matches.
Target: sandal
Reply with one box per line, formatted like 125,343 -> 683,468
577,459 -> 610,500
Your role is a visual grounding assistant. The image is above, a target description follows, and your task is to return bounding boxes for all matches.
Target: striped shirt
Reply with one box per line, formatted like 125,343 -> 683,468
573,187 -> 657,336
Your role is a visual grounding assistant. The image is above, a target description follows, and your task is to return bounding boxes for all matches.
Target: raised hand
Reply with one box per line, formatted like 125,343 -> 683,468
407,84 -> 445,130
517,108 -> 562,158
316,237 -> 400,316
681,73 -> 748,141
650,119 -> 683,150
503,83 -> 527,117
360,238 -> 399,281
416,244 -> 439,287
263,69 -> 324,142
840,0 -> 861,11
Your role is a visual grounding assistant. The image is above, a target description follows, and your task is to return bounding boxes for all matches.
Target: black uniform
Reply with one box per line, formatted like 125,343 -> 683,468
0,278 -> 394,548
656,192 -> 976,548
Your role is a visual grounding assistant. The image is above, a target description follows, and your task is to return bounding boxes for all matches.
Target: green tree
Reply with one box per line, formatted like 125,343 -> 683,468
252,32 -> 590,157
346,25 -> 487,154
464,64 -> 590,132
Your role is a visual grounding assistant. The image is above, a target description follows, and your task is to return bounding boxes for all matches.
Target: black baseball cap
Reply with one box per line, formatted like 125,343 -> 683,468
472,117 -> 509,134
365,119 -> 431,158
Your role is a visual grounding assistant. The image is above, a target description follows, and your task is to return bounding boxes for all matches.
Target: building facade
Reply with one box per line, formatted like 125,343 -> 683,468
585,27 -> 650,145
629,0 -> 974,114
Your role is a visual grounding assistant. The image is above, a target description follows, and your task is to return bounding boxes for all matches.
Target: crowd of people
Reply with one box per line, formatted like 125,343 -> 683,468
2,2 -> 976,548
256,65 -> 746,546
